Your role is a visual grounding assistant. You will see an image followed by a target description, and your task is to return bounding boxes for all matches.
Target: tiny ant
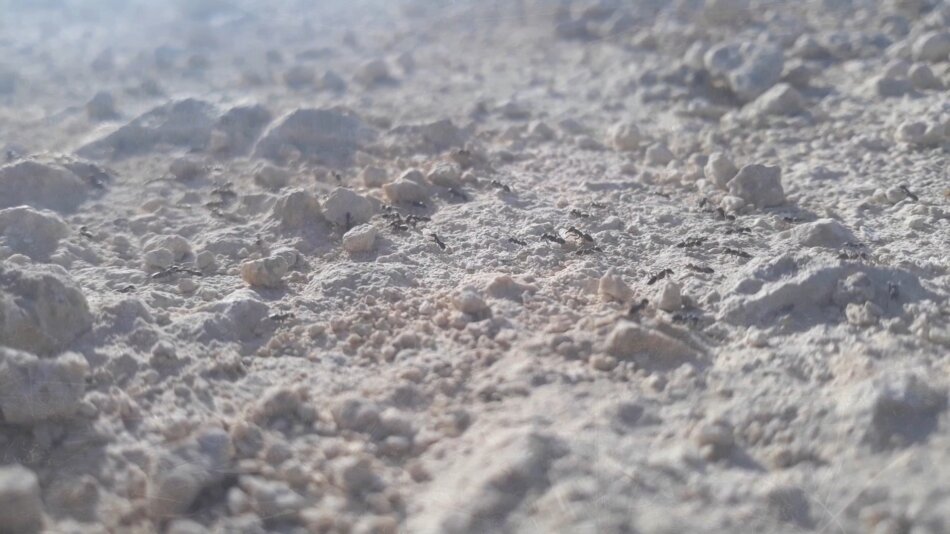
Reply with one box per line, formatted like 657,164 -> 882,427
647,269 -> 674,285
567,226 -> 594,242
541,233 -> 566,245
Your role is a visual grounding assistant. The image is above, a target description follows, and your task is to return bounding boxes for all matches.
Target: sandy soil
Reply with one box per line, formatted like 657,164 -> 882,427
0,0 -> 948,533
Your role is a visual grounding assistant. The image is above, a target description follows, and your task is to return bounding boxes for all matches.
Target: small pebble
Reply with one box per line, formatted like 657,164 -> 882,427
728,164 -> 785,209
609,121 -> 642,152
342,224 -> 377,254
241,256 -> 289,288
657,280 -> 683,312
705,152 -> 738,189
0,465 -> 44,533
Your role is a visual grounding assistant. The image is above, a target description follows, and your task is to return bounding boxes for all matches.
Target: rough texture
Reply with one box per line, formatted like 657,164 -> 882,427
0,465 -> 44,533
0,264 -> 93,355
0,2 -> 947,533
0,346 -> 88,424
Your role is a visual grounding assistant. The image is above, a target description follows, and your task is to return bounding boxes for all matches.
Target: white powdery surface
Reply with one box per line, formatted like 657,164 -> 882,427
0,1 -> 947,533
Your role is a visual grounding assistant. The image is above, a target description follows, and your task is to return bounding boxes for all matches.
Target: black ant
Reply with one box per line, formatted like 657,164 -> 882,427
567,226 -> 594,242
269,312 -> 295,322
899,185 -> 918,202
675,237 -> 705,248
647,269 -> 674,285
490,180 -> 511,193
722,248 -> 752,259
628,299 -> 649,315
541,233 -> 566,245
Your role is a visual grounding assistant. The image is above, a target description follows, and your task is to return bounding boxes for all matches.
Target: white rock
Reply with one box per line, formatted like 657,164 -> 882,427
144,234 -> 192,261
144,248 -> 175,269
453,288 -> 489,316
727,164 -> 785,209
335,457 -> 382,495
342,224 -> 377,254
609,121 -> 642,152
895,121 -> 943,147
196,250 -> 216,270
253,108 -> 373,167
197,290 -> 271,342
704,41 -> 784,101
486,274 -> 537,302
271,189 -> 322,229
693,420 -> 734,460
704,152 -> 738,189
833,272 -> 875,307
271,247 -> 299,268
0,264 -> 93,355
383,176 -> 429,204
332,397 -> 381,434
355,59 -> 393,87
747,83 -> 804,116
912,31 -> 950,63
791,218 -> 855,248
0,347 -> 88,424
0,158 -> 89,213
720,195 -> 745,212
645,143 -> 674,165
867,75 -> 912,98
0,206 -> 69,260
845,301 -> 882,326
78,99 -> 217,159
426,162 -> 462,187
908,63 -> 943,90
607,321 -> 696,362
657,280 -> 683,312
0,465 -> 44,533
254,164 -> 292,190
322,187 -> 375,227
241,256 -> 289,288
360,166 -> 387,188
598,269 -> 634,303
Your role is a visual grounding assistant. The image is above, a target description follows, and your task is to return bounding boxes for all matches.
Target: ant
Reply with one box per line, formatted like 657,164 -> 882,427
722,248 -> 752,259
490,179 -> 511,193
899,185 -> 918,202
269,312 -> 295,322
675,237 -> 705,248
647,269 -> 674,285
567,226 -> 594,242
541,233 -> 566,245
628,299 -> 649,315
